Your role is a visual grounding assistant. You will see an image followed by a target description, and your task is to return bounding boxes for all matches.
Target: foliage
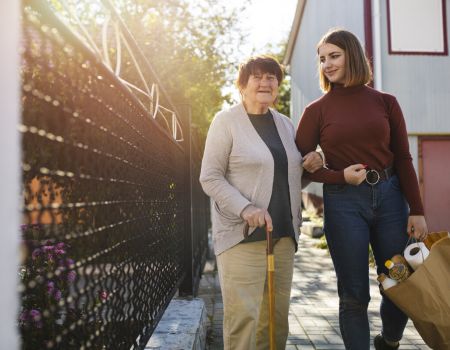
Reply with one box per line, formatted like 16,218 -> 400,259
120,0 -> 243,132
276,76 -> 291,118
315,235 -> 329,250
258,41 -> 291,118
47,0 -> 249,134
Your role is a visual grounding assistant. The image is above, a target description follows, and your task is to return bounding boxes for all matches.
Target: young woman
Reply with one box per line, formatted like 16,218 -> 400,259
200,55 -> 322,350
296,29 -> 428,350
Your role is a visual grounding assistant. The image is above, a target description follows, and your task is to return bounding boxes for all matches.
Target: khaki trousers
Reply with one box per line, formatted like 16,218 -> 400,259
216,237 -> 295,350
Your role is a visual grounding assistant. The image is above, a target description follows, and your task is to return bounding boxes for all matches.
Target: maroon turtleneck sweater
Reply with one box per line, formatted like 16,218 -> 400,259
296,84 -> 424,215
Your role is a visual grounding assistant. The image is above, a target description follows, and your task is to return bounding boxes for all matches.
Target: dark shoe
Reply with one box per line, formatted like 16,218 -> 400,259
374,334 -> 400,350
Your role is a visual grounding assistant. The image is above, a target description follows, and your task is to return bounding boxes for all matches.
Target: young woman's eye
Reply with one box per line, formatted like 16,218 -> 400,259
331,54 -> 340,59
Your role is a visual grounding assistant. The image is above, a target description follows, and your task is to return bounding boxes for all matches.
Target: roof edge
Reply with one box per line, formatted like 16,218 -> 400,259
283,0 -> 307,66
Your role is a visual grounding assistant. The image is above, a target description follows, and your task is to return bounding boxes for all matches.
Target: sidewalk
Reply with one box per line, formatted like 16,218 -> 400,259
197,235 -> 430,350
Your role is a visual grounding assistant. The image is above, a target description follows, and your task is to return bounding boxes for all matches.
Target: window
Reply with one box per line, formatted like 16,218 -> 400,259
387,0 -> 448,55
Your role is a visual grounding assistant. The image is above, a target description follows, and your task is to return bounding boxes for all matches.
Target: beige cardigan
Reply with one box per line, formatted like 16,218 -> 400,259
200,103 -> 304,256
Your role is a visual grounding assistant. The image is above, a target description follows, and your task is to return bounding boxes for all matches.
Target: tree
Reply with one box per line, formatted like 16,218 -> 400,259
46,0 -> 249,133
44,0 -> 250,133
118,0 -> 250,133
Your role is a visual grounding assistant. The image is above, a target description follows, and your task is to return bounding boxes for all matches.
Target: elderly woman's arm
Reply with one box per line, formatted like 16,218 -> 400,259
302,151 -> 324,173
199,114 -> 251,219
300,151 -> 324,189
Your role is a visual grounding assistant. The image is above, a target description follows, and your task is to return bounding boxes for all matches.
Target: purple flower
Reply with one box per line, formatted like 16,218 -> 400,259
29,309 -> 41,321
42,245 -> 55,252
55,242 -> 65,250
47,281 -> 55,294
65,258 -> 75,267
67,270 -> 76,282
53,289 -> 62,301
47,253 -> 54,262
19,310 -> 28,322
98,290 -> 108,301
54,248 -> 66,255
31,248 -> 41,260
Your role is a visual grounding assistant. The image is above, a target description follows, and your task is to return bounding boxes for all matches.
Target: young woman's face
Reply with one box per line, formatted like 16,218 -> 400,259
318,43 -> 346,85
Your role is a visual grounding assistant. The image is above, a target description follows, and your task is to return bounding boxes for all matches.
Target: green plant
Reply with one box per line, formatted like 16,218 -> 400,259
315,235 -> 328,250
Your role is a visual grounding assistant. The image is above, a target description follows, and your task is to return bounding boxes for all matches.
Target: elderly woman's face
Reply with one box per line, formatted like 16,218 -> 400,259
241,71 -> 279,107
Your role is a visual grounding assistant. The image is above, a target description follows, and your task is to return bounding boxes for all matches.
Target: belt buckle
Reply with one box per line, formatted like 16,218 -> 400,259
365,169 -> 380,185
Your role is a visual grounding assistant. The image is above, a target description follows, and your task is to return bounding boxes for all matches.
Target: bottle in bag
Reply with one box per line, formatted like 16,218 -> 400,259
377,273 -> 398,290
385,255 -> 411,282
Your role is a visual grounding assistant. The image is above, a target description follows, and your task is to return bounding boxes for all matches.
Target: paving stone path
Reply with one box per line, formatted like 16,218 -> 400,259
198,235 -> 430,350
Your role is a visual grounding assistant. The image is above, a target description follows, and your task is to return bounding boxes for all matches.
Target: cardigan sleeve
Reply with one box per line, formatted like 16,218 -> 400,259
199,112 -> 252,218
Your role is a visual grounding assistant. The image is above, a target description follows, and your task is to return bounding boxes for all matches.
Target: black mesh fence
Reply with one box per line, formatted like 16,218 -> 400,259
19,2 -> 209,349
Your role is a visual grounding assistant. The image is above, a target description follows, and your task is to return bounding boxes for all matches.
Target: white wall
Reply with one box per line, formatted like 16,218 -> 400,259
380,0 -> 450,133
0,1 -> 20,349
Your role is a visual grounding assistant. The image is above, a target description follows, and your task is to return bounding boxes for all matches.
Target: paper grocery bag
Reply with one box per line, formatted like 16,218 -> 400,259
383,236 -> 450,350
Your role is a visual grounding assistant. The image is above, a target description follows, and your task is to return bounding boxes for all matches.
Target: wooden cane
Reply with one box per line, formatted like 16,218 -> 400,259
266,224 -> 276,350
243,222 -> 276,350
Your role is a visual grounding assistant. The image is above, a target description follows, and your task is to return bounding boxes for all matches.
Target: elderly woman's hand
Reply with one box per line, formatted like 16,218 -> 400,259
303,151 -> 323,173
240,205 -> 273,232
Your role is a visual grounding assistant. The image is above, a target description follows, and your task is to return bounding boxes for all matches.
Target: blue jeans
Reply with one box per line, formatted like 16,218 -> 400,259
323,175 -> 409,350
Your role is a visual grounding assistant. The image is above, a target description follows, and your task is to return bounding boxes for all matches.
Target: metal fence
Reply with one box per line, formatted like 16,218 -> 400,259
19,1 -> 209,349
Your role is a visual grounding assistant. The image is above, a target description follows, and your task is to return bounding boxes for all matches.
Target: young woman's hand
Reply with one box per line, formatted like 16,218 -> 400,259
407,215 -> 428,240
343,164 -> 367,185
303,151 -> 323,173
240,205 -> 273,231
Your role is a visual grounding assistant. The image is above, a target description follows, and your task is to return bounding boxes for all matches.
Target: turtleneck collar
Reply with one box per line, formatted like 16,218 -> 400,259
329,84 -> 366,96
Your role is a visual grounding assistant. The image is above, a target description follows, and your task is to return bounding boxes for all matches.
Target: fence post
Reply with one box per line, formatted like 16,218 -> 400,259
178,104 -> 194,296
0,0 -> 20,348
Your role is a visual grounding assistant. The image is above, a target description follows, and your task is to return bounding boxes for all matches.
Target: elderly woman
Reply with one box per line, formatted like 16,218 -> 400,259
200,55 -> 322,350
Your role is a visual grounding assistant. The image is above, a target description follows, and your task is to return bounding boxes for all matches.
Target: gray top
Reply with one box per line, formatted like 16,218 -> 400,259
243,111 -> 294,243
199,103 -> 304,256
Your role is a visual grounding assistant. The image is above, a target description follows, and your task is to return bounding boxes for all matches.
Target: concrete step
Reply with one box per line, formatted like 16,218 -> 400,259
145,298 -> 207,350
301,221 -> 324,238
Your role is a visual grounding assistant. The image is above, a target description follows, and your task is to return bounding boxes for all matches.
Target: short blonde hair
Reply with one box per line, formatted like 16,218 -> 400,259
317,28 -> 372,92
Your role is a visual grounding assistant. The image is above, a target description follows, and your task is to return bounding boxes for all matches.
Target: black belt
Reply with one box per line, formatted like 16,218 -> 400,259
365,166 -> 395,185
